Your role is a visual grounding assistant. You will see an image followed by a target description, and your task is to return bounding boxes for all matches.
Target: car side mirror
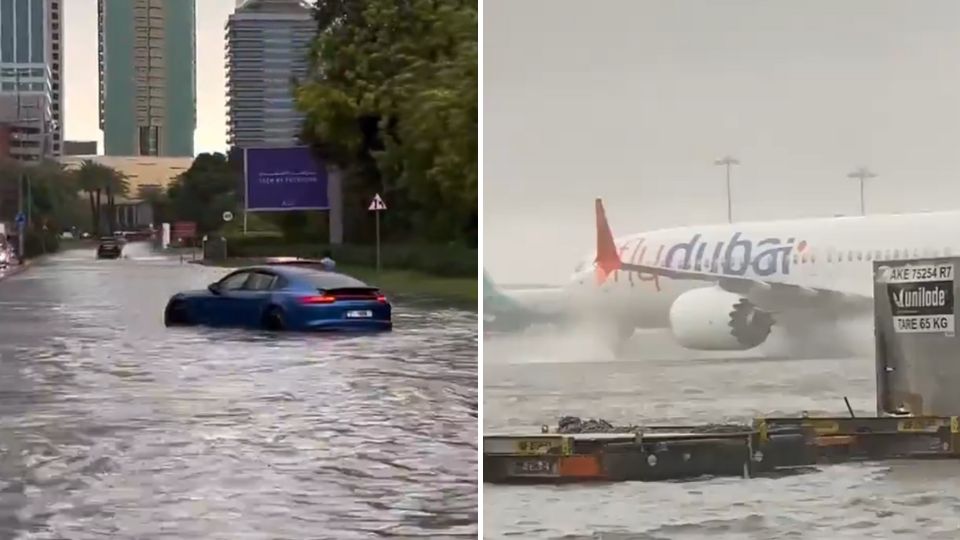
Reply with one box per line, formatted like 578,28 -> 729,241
208,282 -> 221,295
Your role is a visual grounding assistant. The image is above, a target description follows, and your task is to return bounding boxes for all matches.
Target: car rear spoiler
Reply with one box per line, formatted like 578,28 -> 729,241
319,287 -> 380,296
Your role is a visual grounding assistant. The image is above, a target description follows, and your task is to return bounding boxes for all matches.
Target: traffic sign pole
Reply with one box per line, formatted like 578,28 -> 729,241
368,194 -> 387,273
17,173 -> 23,261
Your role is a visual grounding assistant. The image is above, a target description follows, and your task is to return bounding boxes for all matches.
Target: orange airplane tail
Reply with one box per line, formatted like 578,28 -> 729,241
594,198 -> 622,284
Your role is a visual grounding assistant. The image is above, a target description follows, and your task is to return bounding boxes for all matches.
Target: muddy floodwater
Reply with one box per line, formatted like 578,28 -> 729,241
0,247 -> 478,539
484,331 -> 957,540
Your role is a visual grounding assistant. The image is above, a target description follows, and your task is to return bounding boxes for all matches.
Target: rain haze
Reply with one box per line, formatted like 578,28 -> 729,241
484,0 -> 960,285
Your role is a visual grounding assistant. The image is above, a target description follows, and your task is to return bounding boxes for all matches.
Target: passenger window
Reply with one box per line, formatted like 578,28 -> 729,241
219,271 -> 251,291
245,272 -> 278,291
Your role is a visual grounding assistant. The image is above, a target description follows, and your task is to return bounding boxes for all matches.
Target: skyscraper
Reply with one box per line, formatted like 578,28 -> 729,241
49,0 -> 61,157
0,0 -> 61,161
225,0 -> 314,149
98,0 -> 196,157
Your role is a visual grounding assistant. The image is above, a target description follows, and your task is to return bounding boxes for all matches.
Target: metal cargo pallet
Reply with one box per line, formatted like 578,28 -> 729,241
483,415 -> 960,484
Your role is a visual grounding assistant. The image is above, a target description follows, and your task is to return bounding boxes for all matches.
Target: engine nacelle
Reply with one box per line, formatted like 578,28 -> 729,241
668,287 -> 775,351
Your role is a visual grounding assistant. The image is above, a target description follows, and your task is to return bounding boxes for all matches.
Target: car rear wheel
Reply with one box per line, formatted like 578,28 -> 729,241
263,306 -> 286,331
164,300 -> 190,326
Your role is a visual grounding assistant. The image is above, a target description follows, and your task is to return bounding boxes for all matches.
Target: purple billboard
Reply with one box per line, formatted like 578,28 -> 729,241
244,146 -> 329,211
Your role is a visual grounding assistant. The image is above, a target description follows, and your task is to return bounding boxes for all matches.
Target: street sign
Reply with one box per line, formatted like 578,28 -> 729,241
222,211 -> 234,222
368,194 -> 387,211
172,221 -> 197,241
14,212 -> 25,225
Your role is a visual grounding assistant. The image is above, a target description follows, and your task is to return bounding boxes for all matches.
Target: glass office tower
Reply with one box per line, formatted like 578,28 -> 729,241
99,0 -> 196,157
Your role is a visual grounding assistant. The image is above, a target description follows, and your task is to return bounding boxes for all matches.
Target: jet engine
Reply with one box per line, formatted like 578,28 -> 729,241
668,287 -> 775,351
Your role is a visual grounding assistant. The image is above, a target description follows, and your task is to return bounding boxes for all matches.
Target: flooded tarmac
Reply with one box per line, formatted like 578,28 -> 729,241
0,246 -> 477,539
484,331 -> 959,540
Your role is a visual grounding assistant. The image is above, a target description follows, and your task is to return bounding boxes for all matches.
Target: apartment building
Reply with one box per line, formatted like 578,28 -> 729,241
0,0 -> 61,161
225,0 -> 314,149
99,0 -> 196,157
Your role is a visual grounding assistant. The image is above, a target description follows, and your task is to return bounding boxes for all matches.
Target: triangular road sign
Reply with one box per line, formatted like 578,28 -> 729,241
368,193 -> 387,211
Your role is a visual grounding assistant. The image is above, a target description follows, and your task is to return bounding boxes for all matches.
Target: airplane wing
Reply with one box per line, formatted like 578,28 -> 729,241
592,198 -> 872,314
497,286 -> 568,315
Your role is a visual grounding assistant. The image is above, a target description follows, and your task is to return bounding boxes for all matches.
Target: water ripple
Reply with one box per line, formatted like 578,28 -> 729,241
485,333 -> 959,540
0,249 -> 477,539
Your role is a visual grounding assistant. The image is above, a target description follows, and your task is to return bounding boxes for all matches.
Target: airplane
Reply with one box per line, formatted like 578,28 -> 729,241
483,270 -> 566,334
486,198 -> 958,358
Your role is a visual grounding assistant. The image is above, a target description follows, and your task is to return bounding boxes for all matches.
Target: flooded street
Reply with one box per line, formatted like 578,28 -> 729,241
484,332 -> 960,540
0,246 -> 477,539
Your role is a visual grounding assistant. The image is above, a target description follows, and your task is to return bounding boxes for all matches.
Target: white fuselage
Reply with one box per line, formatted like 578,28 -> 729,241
565,210 -> 960,331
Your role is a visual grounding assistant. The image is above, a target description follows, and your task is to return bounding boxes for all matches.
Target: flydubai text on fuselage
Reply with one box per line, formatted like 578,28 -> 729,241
566,207 -> 960,337
628,232 -> 806,277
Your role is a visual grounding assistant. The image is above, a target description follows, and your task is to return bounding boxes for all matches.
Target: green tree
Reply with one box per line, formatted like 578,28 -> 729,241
166,152 -> 240,234
0,160 -> 82,227
296,0 -> 478,245
27,161 -> 79,233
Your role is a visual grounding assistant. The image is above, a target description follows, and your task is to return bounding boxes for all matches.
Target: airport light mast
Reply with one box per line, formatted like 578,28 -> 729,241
847,167 -> 877,216
714,155 -> 740,223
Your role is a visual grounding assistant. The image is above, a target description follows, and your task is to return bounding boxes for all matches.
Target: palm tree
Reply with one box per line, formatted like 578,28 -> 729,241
75,160 -> 101,234
104,169 -> 130,233
74,160 -> 125,235
30,160 -> 76,231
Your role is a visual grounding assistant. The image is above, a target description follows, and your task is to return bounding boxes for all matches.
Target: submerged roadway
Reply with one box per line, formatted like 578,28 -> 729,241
0,243 -> 477,539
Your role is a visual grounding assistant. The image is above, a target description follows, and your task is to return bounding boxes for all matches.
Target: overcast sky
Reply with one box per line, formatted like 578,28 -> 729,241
64,0 -> 235,155
484,0 -> 960,284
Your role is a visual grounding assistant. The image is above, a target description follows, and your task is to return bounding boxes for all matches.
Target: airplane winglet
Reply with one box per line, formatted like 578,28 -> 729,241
594,198 -> 622,284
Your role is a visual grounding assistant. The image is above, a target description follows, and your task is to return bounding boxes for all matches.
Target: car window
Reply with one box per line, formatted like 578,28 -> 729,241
219,271 -> 251,291
245,272 -> 278,291
301,271 -> 371,290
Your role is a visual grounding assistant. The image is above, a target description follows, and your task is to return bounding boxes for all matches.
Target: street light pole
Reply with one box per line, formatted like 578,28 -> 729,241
714,155 -> 740,223
847,167 -> 877,216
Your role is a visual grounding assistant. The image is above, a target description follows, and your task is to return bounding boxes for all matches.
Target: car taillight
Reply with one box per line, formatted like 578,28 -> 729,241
376,294 -> 387,303
300,295 -> 336,304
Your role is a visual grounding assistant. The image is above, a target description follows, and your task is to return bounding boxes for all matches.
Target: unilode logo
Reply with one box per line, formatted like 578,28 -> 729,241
663,233 -> 807,277
889,283 -> 952,315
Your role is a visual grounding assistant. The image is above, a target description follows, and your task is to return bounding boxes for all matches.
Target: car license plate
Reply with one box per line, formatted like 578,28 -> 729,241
346,310 -> 373,319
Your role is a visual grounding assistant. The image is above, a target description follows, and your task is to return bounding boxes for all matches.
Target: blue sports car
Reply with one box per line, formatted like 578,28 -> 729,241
164,263 -> 392,332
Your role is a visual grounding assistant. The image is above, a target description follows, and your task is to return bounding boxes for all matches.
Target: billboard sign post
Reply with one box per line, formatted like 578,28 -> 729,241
243,146 -> 329,235
368,194 -> 387,271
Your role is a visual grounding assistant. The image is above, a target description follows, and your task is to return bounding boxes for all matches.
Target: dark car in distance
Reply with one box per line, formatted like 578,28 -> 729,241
96,236 -> 122,259
163,264 -> 393,332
